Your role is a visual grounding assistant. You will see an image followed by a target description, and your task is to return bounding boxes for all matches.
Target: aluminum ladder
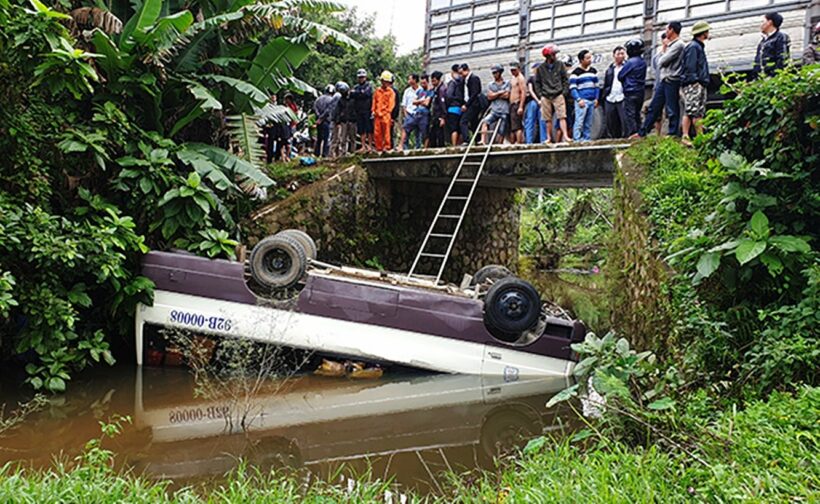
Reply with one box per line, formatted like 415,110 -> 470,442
407,119 -> 502,284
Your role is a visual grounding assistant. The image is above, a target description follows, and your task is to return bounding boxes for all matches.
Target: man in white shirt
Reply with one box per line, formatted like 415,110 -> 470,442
602,46 -> 627,138
398,73 -> 420,151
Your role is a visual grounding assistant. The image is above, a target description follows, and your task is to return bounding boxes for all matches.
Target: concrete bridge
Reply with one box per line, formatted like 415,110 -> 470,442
361,140 -> 631,189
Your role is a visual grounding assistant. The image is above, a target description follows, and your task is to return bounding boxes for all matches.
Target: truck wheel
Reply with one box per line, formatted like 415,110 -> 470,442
277,229 -> 317,260
483,277 -> 541,340
472,264 -> 513,286
249,234 -> 307,290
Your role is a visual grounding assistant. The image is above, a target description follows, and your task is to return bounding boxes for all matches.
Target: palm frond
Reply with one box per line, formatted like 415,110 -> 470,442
253,102 -> 297,125
69,7 -> 123,34
276,0 -> 346,15
226,113 -> 267,171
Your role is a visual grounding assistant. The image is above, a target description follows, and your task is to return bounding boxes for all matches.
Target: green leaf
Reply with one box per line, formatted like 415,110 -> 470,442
615,337 -> 630,357
186,81 -> 222,111
523,436 -> 547,455
546,383 -> 579,408
120,0 -> 161,51
647,397 -> 675,411
206,75 -> 269,105
139,177 -> 152,194
570,428 -> 596,443
247,37 -> 311,96
187,171 -> 201,188
696,252 -> 721,278
749,211 -> 769,238
572,356 -> 597,377
28,0 -> 71,19
769,235 -> 811,253
759,252 -> 784,276
48,377 -> 66,393
735,240 -> 766,265
30,377 -> 43,390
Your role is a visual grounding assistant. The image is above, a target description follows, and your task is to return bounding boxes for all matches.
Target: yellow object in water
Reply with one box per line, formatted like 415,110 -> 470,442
314,358 -> 346,377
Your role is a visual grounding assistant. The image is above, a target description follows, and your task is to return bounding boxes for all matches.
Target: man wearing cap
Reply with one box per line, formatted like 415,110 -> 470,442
755,12 -> 791,77
372,71 -> 396,152
534,44 -> 570,144
508,61 -> 527,144
351,69 -> 374,152
680,21 -> 710,144
481,64 -> 511,145
313,84 -> 335,157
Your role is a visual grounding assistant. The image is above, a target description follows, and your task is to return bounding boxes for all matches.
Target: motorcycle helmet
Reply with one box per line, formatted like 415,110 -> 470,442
541,43 -> 559,58
625,38 -> 645,58
335,81 -> 350,93
324,84 -> 335,94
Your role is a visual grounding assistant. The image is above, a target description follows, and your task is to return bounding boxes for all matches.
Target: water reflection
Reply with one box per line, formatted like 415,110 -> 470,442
1,366 -> 575,493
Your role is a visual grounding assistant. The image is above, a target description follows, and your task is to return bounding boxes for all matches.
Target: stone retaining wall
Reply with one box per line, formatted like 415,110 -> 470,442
248,166 -> 520,282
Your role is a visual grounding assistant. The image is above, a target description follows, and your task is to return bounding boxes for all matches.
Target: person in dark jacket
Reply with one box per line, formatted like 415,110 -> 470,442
680,21 -> 710,144
534,44 -> 570,143
350,68 -> 373,152
445,64 -> 464,145
313,84 -> 334,157
618,39 -> 647,137
637,21 -> 684,137
458,63 -> 483,144
429,71 -> 447,148
755,12 -> 791,77
330,81 -> 355,157
601,46 -> 626,138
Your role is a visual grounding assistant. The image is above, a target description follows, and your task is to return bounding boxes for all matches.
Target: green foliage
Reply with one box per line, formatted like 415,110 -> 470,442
0,0 -> 353,390
298,7 -> 422,89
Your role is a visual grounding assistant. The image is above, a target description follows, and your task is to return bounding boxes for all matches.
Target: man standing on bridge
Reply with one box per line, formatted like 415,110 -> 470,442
459,63 -> 483,144
680,21 -> 711,145
637,21 -> 684,138
534,44 -> 570,144
569,49 -> 600,142
372,71 -> 396,152
508,61 -> 527,144
351,69 -> 374,153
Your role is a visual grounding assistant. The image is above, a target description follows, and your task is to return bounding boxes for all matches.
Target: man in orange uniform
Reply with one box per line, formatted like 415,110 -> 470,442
371,71 -> 396,152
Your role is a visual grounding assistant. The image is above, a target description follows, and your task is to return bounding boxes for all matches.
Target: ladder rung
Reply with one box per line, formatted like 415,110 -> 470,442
455,179 -> 475,182
420,253 -> 446,258
429,233 -> 454,238
463,162 -> 482,165
447,196 -> 469,200
438,215 -> 460,219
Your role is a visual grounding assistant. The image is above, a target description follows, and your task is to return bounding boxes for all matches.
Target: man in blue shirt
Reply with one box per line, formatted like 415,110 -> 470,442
618,39 -> 647,137
569,49 -> 599,142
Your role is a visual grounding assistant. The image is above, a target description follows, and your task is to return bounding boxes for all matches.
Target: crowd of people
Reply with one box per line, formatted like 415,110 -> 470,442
277,11 -> 811,160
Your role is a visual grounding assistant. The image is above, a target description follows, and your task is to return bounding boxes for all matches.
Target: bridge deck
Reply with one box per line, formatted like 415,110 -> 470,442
361,140 -> 632,189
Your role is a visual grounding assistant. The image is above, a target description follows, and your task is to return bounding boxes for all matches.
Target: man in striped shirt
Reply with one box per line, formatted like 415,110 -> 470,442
569,50 -> 599,142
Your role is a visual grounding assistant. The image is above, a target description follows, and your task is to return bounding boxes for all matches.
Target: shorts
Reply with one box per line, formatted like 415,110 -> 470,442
509,101 -> 523,132
482,110 -> 509,137
356,113 -> 373,134
539,95 -> 567,122
446,112 -> 461,133
682,83 -> 706,118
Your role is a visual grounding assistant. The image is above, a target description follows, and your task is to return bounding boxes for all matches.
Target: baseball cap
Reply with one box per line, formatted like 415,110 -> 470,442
491,64 -> 503,73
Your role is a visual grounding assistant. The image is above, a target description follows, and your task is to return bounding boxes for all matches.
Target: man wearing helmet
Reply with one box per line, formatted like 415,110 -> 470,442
351,69 -> 374,152
618,38 -> 647,137
534,44 -> 570,143
371,71 -> 396,152
313,84 -> 335,157
804,22 -> 820,65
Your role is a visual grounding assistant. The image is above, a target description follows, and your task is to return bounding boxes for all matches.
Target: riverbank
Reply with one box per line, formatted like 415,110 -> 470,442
1,386 -> 816,502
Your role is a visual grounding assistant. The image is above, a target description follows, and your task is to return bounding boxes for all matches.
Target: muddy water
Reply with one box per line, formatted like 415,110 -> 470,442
0,365 -> 575,493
